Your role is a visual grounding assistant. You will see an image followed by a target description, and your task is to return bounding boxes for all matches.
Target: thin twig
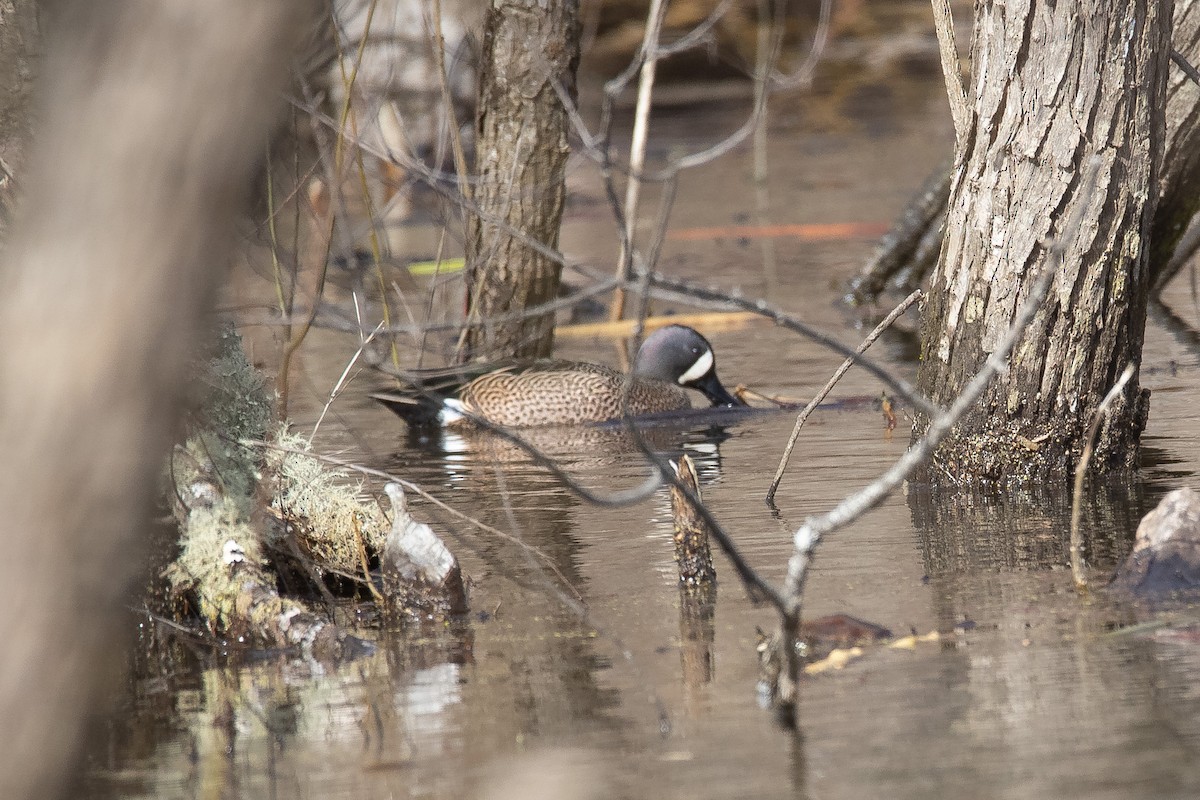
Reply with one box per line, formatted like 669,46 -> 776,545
772,0 -> 833,90
611,0 -> 668,323
278,211 -> 335,415
352,513 -> 386,602
766,289 -> 922,503
657,0 -> 736,57
308,320 -> 385,444
264,142 -> 288,316
930,0 -> 970,147
1070,363 -> 1135,591
427,0 -> 472,205
1171,47 -> 1200,87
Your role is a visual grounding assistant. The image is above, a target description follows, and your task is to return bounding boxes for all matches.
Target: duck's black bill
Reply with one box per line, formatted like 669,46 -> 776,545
694,373 -> 747,407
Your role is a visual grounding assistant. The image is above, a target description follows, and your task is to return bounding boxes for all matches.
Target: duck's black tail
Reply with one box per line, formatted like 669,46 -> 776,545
369,390 -> 446,428
371,359 -> 523,428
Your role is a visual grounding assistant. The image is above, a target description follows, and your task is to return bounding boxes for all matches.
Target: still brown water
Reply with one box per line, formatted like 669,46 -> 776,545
82,16 -> 1200,800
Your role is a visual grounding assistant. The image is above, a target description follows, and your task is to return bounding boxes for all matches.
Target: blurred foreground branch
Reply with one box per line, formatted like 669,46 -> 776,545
0,3 -> 312,798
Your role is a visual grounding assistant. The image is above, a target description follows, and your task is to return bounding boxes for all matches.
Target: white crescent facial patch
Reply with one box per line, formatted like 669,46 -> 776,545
677,348 -> 713,385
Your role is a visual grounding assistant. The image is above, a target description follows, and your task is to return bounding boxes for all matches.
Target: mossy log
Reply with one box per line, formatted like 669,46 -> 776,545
166,327 -> 467,647
263,431 -> 390,578
164,327 -> 386,654
167,478 -> 368,659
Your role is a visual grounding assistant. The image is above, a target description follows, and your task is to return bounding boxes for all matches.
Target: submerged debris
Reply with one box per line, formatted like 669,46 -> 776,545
757,614 -> 894,710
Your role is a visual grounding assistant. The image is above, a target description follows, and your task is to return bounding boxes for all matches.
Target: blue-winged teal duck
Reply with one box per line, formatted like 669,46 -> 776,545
373,324 -> 745,428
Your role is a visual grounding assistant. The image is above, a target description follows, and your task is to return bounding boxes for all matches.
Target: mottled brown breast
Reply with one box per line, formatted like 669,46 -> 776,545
455,361 -> 691,427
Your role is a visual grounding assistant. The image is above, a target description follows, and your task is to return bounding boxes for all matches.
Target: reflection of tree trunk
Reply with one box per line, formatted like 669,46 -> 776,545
0,3 -> 308,798
463,0 -> 581,361
910,483 -> 1144,581
915,1 -> 1166,480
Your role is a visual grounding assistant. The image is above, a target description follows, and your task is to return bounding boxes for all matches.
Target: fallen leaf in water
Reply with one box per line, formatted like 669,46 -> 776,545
803,646 -> 864,674
889,630 -> 941,650
881,392 -> 897,431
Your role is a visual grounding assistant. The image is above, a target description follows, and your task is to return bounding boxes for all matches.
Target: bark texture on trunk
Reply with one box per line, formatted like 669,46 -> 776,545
915,0 -> 1169,481
463,0 -> 580,361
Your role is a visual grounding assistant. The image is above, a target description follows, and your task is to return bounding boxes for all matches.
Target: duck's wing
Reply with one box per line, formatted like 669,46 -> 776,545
370,359 -> 582,426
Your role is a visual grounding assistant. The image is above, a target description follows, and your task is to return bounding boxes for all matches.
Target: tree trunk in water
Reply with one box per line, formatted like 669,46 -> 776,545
463,0 -> 580,361
854,0 -> 1200,302
915,1 -> 1168,481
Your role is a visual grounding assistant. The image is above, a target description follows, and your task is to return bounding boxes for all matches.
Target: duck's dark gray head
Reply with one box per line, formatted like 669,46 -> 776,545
633,324 -> 745,407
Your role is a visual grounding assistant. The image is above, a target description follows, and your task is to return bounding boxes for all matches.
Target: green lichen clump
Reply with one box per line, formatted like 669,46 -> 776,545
265,429 -> 390,572
182,325 -> 275,513
168,500 -> 266,629
196,325 -> 275,442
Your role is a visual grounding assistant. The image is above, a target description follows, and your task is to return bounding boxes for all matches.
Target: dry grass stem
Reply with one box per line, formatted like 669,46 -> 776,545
611,0 -> 668,322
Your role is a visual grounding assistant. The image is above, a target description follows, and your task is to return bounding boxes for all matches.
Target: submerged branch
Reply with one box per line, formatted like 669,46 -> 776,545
610,0 -> 668,322
846,163 -> 951,304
